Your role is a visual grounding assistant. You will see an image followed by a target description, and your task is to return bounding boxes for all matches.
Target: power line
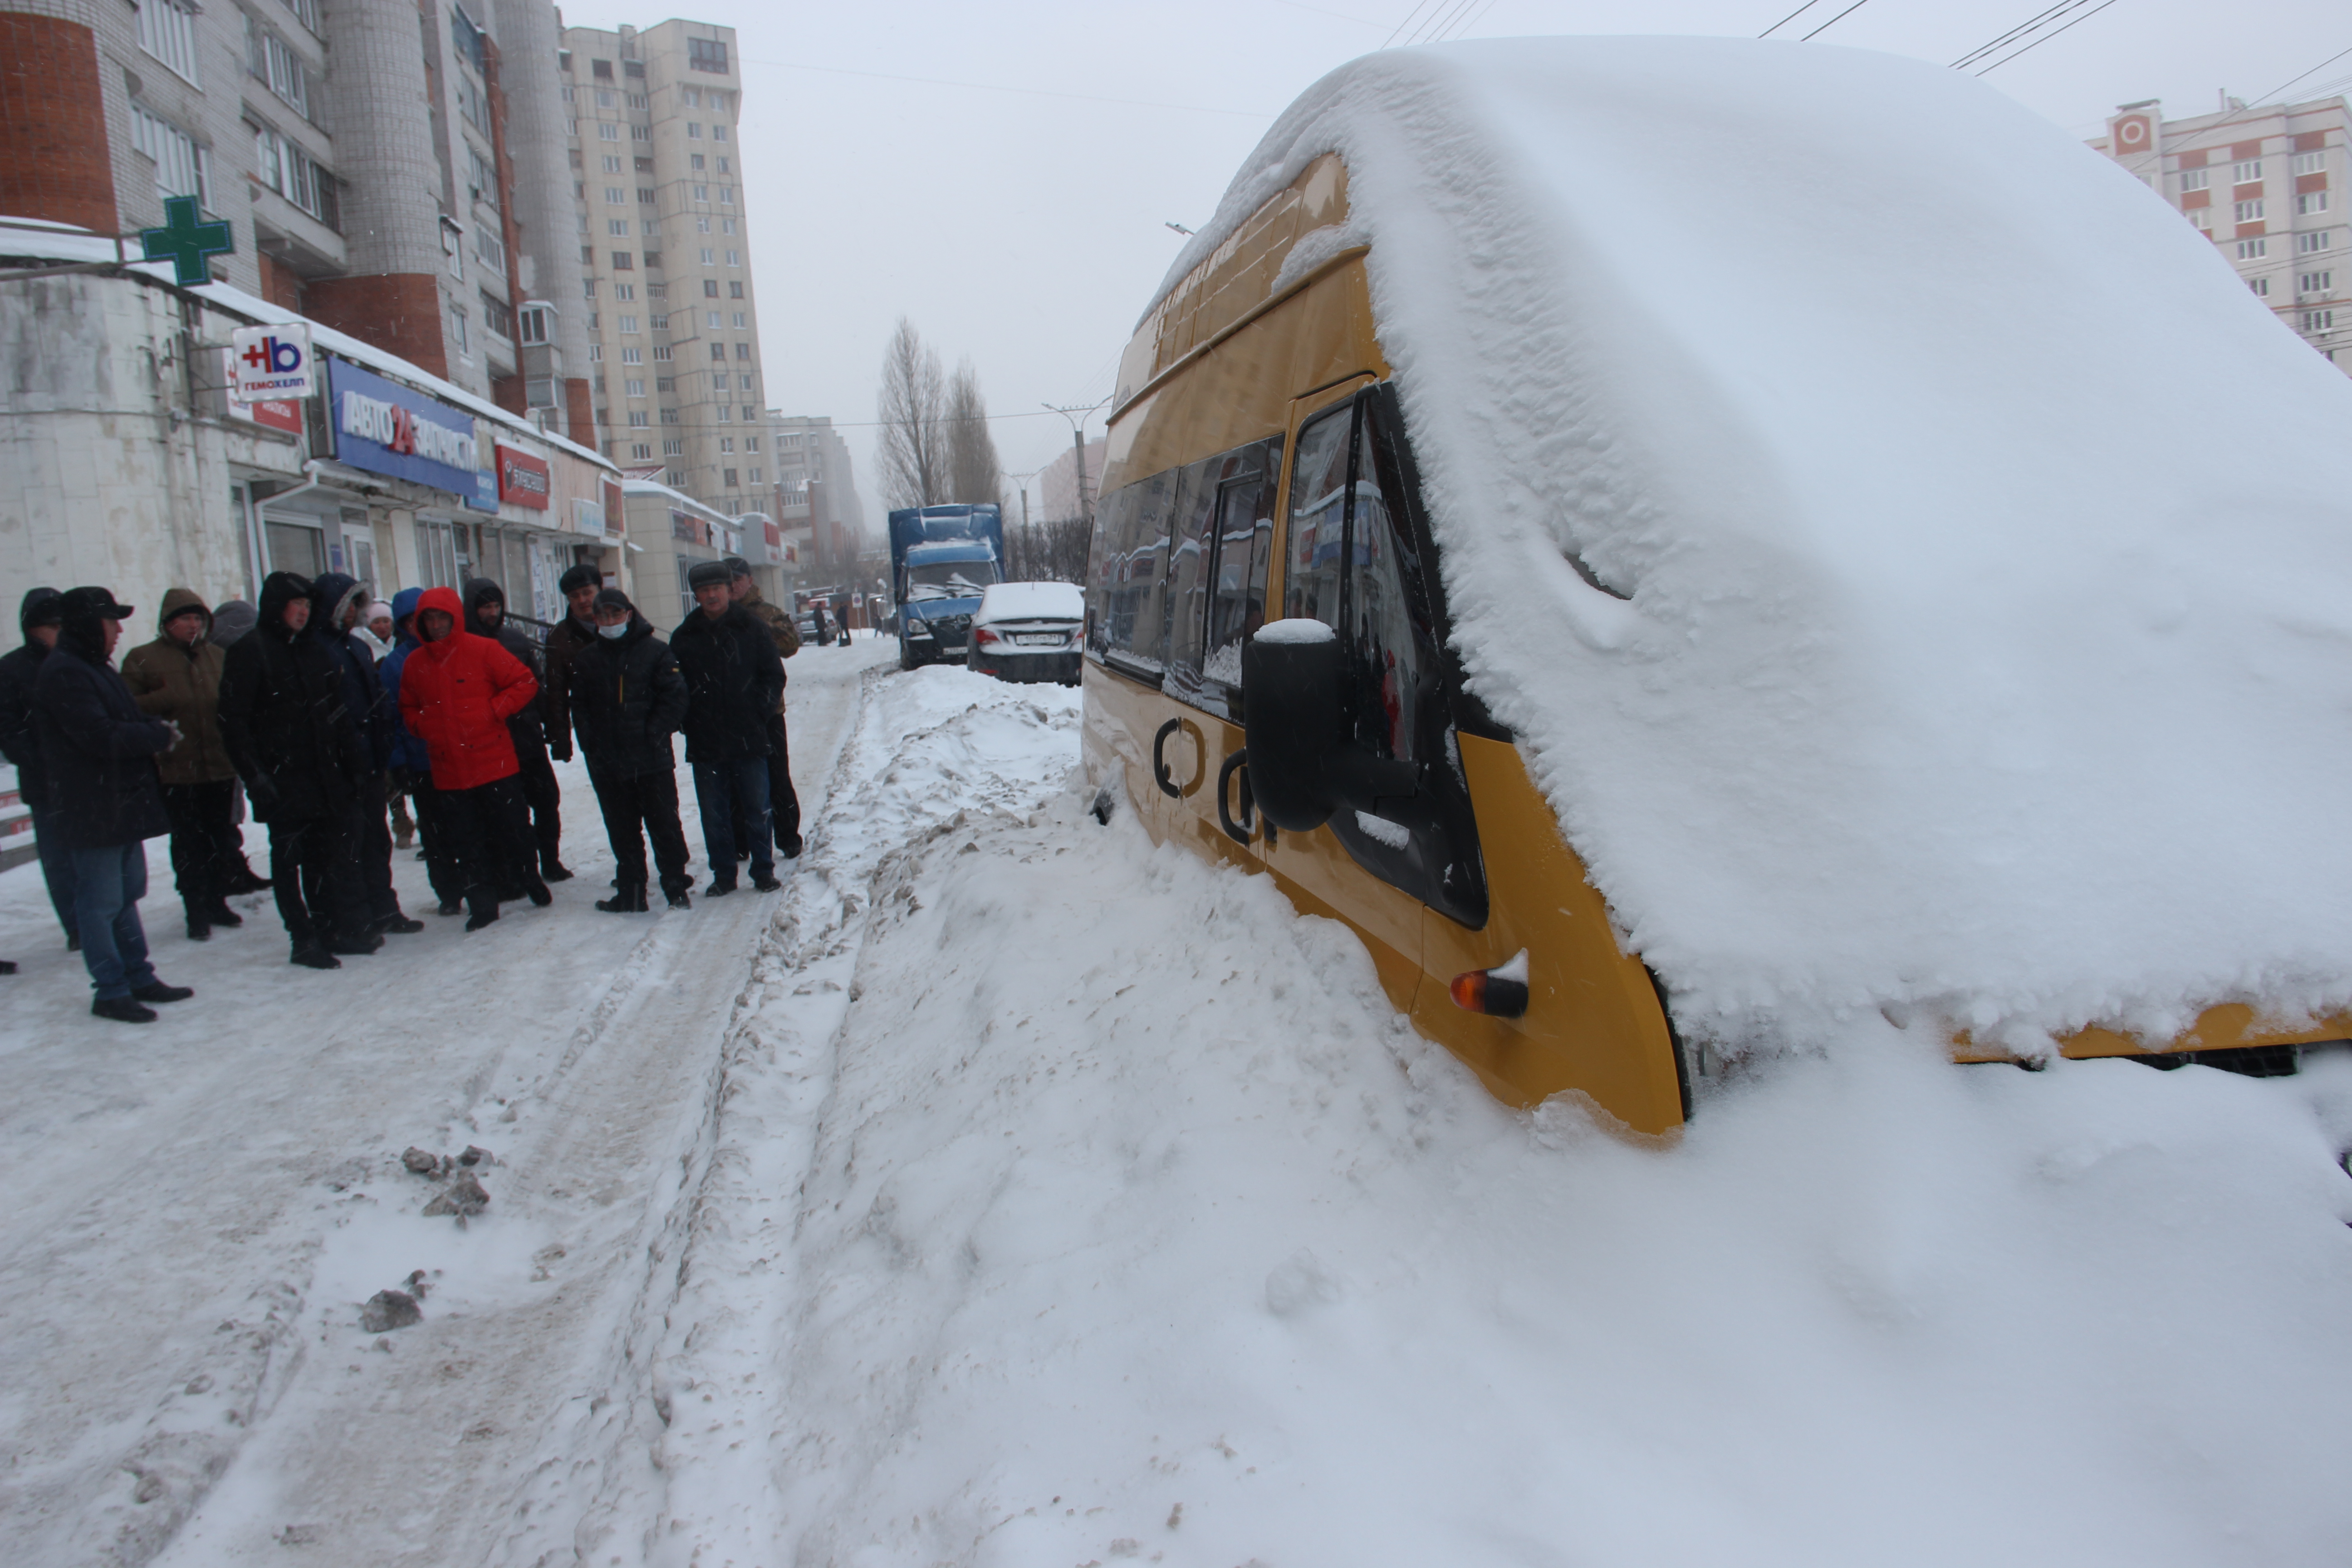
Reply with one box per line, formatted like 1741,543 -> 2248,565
1381,0 -> 1446,49
2256,43 -> 2352,107
1798,0 -> 1875,42
1759,1 -> 1828,40
1951,2 -> 2084,70
1973,0 -> 2121,74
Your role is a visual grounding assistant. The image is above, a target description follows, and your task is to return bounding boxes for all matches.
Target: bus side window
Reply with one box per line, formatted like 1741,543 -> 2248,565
1099,469 -> 1176,680
1200,450 -> 1276,695
1283,405 -> 1353,630
1349,412 -> 1441,768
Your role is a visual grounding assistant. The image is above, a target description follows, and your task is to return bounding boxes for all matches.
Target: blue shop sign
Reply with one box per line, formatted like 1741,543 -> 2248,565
467,467 -> 500,514
325,356 -> 481,496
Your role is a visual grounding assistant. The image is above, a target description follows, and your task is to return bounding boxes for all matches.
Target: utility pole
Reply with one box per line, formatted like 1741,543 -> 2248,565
1043,400 -> 1108,528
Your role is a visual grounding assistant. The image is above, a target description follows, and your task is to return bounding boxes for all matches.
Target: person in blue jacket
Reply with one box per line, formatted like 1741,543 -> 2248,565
30,587 -> 196,1021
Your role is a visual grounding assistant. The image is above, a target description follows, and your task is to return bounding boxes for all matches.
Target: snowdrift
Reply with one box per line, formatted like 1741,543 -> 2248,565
1154,39 -> 2352,1050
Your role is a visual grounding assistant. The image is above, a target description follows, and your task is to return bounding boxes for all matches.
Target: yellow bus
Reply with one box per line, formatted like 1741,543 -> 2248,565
1079,132 -> 2352,1137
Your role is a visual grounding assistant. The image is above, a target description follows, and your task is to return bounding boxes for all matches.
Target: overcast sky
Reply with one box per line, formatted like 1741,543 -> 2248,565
553,0 -> 2351,514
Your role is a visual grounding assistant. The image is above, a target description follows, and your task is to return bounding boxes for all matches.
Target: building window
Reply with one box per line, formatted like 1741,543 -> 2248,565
2290,151 -> 2326,177
603,154 -> 623,173
627,92 -> 648,110
604,185 -> 624,204
717,404 -> 731,422
663,438 -> 684,456
638,186 -> 656,204
662,407 -> 680,424
2300,270 -> 2335,296
2237,237 -> 2269,260
2187,207 -> 2212,231
130,103 -> 209,207
480,290 -> 513,339
581,244 -> 595,263
653,343 -> 673,361
614,281 -> 635,300
713,123 -> 729,143
696,216 -> 711,233
720,437 -> 735,454
723,468 -> 738,486
726,249 -> 740,266
621,346 -> 642,363
629,411 -> 650,427
2249,276 -> 2270,297
748,466 -> 761,483
644,250 -> 663,268
583,279 -> 598,301
137,1 -> 202,85
717,157 -> 732,175
607,218 -> 629,236
688,122 -> 704,139
2299,191 -> 2332,216
285,0 -> 321,33
720,187 -> 734,206
731,311 -> 746,328
633,443 -> 653,460
2179,169 -> 2208,192
710,343 -> 726,362
692,184 -> 710,203
642,219 -> 658,236
691,153 -> 706,172
2234,199 -> 2264,223
729,281 -> 744,299
450,305 -> 469,353
722,218 -> 737,235
689,37 -> 729,73
2233,159 -> 2262,184
254,125 -> 334,224
734,343 -> 750,360
248,19 -> 309,116
706,310 -> 721,328
2303,309 -> 2336,332
519,304 -> 551,343
599,123 -> 620,142
2299,231 -> 2335,254
592,57 -> 613,79
627,378 -> 646,397
589,343 -> 602,362
700,246 -> 716,266
632,125 -> 650,142
619,314 -> 639,333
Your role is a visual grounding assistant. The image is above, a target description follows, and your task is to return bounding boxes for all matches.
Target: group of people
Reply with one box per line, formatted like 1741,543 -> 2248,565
0,556 -> 803,1020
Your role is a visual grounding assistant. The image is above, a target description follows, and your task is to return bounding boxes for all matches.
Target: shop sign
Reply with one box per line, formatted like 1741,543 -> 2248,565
602,478 -> 625,538
229,394 -> 305,434
496,445 -> 551,510
325,356 -> 480,496
230,323 -> 315,399
466,467 -> 500,513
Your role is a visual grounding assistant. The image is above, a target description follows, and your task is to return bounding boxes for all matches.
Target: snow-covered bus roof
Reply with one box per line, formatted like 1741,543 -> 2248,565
1159,40 -> 2352,1050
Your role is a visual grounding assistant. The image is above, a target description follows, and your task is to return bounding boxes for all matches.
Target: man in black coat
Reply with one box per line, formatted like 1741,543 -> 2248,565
464,578 -> 572,883
0,586 -> 78,950
30,587 -> 196,1021
573,588 -> 694,911
219,571 -> 376,969
309,572 -> 421,938
669,559 -> 784,895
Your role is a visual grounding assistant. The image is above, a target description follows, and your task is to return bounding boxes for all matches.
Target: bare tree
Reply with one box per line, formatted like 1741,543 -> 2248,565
875,318 -> 947,508
944,358 -> 1007,514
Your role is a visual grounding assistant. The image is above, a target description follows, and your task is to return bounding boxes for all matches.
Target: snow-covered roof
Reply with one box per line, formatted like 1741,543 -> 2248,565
0,216 -> 619,475
1162,41 -> 2352,1049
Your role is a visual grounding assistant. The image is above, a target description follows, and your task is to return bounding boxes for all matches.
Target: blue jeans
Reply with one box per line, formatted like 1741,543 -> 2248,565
692,758 -> 771,883
69,841 -> 158,1000
31,798 -> 77,942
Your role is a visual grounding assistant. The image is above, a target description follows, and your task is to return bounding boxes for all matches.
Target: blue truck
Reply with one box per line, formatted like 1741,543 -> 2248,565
889,504 -> 1005,669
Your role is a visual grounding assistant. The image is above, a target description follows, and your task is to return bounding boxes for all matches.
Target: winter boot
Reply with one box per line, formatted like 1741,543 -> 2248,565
131,980 -> 194,1004
204,899 -> 243,928
465,898 -> 500,932
374,909 -> 426,935
325,930 -> 384,956
185,902 -> 211,942
542,856 -> 575,883
290,942 -> 341,970
752,872 -> 783,893
595,884 -> 649,914
93,996 -> 158,1023
661,878 -> 693,910
524,875 -> 553,907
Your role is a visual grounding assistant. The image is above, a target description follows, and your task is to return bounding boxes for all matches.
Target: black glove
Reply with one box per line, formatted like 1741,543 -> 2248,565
248,772 -> 281,811
548,736 -> 573,764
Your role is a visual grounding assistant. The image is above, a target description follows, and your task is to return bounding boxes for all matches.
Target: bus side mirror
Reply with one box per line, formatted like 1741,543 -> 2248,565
1244,620 -> 1422,833
1242,621 -> 1346,832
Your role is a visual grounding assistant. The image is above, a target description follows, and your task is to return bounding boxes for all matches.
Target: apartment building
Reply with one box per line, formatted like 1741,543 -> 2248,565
2094,95 -> 2349,372
560,18 -> 769,519
0,0 -> 591,428
767,413 -> 866,575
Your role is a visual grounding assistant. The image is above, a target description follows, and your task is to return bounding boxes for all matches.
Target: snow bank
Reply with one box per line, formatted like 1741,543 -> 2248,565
1155,39 -> 2352,1049
759,749 -> 2352,1566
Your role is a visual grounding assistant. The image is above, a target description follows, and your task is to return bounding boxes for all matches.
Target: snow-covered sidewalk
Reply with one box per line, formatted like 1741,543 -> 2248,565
0,635 -> 894,1567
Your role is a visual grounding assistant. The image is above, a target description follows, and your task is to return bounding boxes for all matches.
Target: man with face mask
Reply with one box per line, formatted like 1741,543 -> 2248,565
121,589 -> 245,941
31,587 -> 193,1020
572,588 -> 693,911
540,564 -> 602,775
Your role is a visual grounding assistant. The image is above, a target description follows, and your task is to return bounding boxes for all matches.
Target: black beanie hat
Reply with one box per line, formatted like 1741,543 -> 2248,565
19,586 -> 63,633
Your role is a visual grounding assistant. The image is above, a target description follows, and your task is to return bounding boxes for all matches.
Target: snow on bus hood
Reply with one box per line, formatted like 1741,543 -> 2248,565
1156,39 -> 2352,1051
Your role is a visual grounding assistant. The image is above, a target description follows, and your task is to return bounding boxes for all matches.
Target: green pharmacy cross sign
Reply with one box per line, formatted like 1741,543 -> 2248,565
140,195 -> 233,286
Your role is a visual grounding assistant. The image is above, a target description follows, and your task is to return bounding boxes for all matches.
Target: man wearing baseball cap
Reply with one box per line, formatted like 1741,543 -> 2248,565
30,587 -> 196,1021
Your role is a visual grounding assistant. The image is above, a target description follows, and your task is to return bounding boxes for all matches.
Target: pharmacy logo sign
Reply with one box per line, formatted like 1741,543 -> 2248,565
230,324 -> 315,400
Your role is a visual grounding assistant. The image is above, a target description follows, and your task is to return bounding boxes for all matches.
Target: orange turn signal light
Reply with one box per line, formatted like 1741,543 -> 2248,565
1450,950 -> 1529,1019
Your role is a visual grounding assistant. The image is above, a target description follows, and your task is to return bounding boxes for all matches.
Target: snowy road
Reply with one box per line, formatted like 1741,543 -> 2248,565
0,635 -> 894,1567
9,644 -> 2352,1568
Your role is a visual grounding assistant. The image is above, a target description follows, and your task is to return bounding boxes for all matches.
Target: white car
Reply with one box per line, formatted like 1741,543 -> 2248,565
968,581 -> 1083,686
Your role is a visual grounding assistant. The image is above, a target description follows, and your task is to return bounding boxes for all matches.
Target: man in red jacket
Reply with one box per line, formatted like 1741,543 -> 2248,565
396,586 -> 551,930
